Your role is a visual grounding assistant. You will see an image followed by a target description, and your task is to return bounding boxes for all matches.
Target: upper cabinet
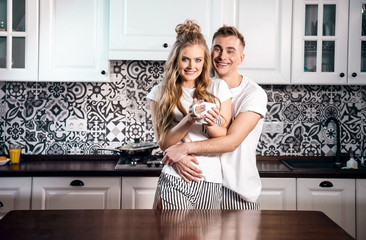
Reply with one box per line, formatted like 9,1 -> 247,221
0,0 -> 38,81
0,0 -> 109,82
292,0 -> 366,85
109,0 -> 224,60
349,0 -> 366,84
223,0 -> 292,84
39,0 -> 109,82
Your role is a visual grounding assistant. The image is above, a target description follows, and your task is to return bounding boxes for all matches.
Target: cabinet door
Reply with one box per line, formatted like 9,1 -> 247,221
292,0 -> 349,84
109,0 -> 223,60
348,0 -> 366,85
39,0 -> 109,82
122,177 -> 158,209
258,178 -> 296,210
0,0 -> 38,81
32,177 -> 121,210
223,0 -> 292,84
0,177 -> 32,219
356,179 -> 366,240
297,178 -> 355,238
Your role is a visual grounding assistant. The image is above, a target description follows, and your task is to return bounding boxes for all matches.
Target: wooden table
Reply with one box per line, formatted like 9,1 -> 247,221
0,210 -> 354,240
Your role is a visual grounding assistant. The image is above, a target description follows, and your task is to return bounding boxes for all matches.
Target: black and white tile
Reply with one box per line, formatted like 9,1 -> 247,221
0,60 -> 365,158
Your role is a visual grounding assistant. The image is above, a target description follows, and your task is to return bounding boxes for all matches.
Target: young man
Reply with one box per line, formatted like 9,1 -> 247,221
162,26 -> 268,210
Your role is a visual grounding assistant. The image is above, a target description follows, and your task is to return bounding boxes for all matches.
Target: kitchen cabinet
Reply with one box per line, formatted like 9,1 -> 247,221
258,178 -> 296,210
223,0 -> 292,84
0,0 -> 38,81
297,178 -> 355,238
121,177 -> 158,209
348,0 -> 366,84
0,177 -> 32,219
356,179 -> 366,240
292,0 -> 352,84
109,0 -> 224,60
31,177 -> 121,210
39,0 -> 109,82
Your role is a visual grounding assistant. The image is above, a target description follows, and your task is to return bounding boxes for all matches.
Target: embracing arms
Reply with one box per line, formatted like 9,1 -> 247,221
163,110 -> 262,165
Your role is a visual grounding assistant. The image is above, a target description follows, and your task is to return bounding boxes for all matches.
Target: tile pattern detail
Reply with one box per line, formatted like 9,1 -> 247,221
0,61 -> 365,158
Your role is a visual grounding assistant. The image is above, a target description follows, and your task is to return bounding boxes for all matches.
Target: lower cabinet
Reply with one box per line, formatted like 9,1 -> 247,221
121,177 -> 159,209
356,179 -> 366,240
31,177 -> 121,210
258,178 -> 296,210
0,177 -> 32,219
297,178 -> 356,238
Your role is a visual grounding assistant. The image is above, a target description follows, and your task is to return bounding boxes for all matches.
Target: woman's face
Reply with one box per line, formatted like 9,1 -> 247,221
178,44 -> 205,88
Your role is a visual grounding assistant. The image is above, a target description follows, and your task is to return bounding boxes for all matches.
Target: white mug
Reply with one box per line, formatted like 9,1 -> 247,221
192,102 -> 217,124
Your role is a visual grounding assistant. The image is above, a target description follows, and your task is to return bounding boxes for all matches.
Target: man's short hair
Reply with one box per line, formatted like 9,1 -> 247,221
212,26 -> 245,49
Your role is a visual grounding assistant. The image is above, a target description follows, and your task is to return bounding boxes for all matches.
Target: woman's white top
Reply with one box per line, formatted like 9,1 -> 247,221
147,78 -> 232,183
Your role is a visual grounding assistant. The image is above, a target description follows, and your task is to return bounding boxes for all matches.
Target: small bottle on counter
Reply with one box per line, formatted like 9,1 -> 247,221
346,153 -> 358,169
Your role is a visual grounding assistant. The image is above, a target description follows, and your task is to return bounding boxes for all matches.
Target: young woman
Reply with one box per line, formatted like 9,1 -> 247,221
147,20 -> 232,209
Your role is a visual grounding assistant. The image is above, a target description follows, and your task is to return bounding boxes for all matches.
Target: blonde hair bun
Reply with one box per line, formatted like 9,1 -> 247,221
175,20 -> 201,37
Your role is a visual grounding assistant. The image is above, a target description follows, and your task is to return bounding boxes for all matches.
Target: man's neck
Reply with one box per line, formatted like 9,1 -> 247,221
218,72 -> 243,89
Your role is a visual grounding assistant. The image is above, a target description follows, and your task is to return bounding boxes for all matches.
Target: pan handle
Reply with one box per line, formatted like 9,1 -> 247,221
97,148 -> 122,152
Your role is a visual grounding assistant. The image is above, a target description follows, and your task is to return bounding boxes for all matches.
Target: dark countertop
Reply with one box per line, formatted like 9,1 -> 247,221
0,209 -> 354,240
0,155 -> 365,178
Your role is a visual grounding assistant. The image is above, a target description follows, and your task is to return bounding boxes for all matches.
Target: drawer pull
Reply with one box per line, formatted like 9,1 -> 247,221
70,180 -> 84,187
319,181 -> 333,188
0,201 -> 3,207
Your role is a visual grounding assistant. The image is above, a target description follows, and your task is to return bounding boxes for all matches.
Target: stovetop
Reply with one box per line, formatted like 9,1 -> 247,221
114,156 -> 164,170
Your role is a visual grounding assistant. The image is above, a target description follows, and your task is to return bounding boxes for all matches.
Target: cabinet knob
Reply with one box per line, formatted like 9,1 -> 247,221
339,73 -> 345,78
0,201 -> 3,207
101,70 -> 106,75
352,72 -> 357,77
319,181 -> 333,188
70,180 -> 84,186
163,43 -> 168,48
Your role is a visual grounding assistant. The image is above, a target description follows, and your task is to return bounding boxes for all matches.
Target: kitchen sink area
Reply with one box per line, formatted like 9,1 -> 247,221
281,158 -> 366,171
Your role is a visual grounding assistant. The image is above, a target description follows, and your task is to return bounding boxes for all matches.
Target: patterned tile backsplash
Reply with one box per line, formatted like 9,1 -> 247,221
0,60 -> 365,157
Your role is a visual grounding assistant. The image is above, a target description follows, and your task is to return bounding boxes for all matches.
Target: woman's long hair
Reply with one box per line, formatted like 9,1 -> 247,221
155,20 -> 220,143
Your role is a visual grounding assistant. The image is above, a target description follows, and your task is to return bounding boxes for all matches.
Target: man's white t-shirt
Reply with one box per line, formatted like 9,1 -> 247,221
147,79 -> 232,183
220,75 -> 267,202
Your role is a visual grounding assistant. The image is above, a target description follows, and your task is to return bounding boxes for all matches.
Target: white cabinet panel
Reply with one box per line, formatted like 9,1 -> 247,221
109,0 -> 224,60
32,177 -> 121,210
39,0 -> 109,82
258,178 -> 296,210
122,177 -> 158,209
223,0 -> 292,84
297,178 -> 355,238
0,0 -> 38,81
0,177 -> 32,219
356,179 -> 366,240
348,0 -> 366,84
292,0 -> 349,84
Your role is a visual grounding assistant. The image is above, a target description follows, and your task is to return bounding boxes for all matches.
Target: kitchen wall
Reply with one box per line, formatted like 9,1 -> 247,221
0,60 -> 365,157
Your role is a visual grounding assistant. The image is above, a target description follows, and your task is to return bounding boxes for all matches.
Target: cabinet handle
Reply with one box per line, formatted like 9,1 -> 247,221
319,181 -> 333,188
0,201 -> 3,207
339,73 -> 345,77
352,72 -> 357,77
163,43 -> 168,48
101,70 -> 106,75
70,180 -> 84,186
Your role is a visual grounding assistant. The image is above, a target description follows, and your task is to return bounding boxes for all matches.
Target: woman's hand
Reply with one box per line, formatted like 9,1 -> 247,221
204,105 -> 220,127
187,98 -> 204,123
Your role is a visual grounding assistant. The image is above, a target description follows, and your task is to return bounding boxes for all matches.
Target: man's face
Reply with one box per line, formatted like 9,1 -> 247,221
211,35 -> 244,79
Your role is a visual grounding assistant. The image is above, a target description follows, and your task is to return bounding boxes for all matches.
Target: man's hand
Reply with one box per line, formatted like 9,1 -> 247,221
172,155 -> 203,183
162,143 -> 189,166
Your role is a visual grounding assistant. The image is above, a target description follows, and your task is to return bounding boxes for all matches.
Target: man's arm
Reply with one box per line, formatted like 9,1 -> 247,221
163,111 -> 262,165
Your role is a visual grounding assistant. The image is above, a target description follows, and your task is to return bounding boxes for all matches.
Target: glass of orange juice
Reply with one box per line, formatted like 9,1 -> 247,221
9,144 -> 21,165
